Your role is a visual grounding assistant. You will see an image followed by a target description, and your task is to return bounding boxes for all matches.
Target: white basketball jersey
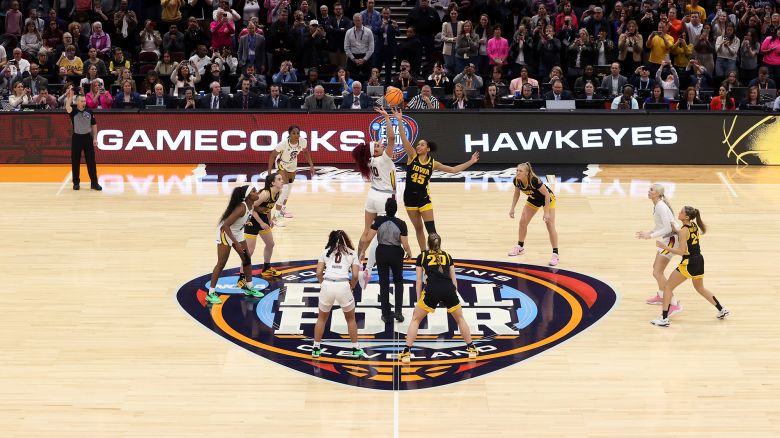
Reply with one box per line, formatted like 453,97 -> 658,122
318,248 -> 360,281
275,137 -> 308,171
369,151 -> 396,192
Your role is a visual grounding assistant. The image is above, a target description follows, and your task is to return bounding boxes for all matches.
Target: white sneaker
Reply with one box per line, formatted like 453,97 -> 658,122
549,253 -> 559,266
273,212 -> 286,227
508,245 -> 525,256
651,316 -> 670,327
717,308 -> 730,319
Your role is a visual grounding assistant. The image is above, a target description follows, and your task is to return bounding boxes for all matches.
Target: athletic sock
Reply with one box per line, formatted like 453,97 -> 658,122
657,290 -> 664,298
245,281 -> 254,289
366,236 -> 379,273
466,342 -> 475,349
313,342 -> 320,348
518,241 -> 524,247
671,296 -> 678,306
712,296 -> 723,311
552,248 -> 559,254
209,287 -> 215,294
662,307 -> 669,319
263,262 -> 271,270
351,343 -> 359,349
402,346 -> 410,353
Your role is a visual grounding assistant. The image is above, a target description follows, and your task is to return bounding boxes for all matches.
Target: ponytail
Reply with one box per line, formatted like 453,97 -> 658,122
352,142 -> 372,181
427,233 -> 445,274
684,206 -> 707,234
325,230 -> 355,257
652,183 -> 674,213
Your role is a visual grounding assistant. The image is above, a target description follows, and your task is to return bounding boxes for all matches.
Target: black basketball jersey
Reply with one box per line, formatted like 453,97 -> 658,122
257,188 -> 278,212
513,176 -> 553,203
406,154 -> 434,192
682,222 -> 701,258
415,250 -> 454,283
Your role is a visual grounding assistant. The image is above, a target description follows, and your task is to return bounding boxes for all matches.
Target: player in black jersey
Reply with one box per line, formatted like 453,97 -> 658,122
392,108 -> 480,252
242,172 -> 284,281
398,233 -> 478,363
508,162 -> 560,266
651,206 -> 729,327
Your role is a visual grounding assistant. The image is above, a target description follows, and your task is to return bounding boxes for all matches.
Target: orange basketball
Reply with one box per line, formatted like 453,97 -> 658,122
384,86 -> 404,107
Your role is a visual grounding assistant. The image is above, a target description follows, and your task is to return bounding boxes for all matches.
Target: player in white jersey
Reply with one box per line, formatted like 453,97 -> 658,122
636,183 -> 682,315
354,107 -> 398,290
312,230 -> 365,359
207,185 -> 262,304
266,125 -> 314,224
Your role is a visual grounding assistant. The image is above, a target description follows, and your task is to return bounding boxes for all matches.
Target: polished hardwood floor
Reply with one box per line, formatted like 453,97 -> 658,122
1,164 -> 778,436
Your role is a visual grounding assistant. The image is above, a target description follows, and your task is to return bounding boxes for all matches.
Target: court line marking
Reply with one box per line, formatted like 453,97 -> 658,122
716,172 -> 739,198
55,172 -> 72,195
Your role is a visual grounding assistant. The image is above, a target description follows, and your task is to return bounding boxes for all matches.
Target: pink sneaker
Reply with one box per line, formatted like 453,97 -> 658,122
549,253 -> 559,266
508,245 -> 525,256
281,207 -> 294,218
646,295 -> 663,305
668,301 -> 683,317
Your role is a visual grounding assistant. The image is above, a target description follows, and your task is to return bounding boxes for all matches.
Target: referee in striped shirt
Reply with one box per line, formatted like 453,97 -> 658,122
65,87 -> 102,191
406,85 -> 440,109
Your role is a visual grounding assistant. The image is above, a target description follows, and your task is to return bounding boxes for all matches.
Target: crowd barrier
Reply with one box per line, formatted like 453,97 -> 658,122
1,110 -> 778,165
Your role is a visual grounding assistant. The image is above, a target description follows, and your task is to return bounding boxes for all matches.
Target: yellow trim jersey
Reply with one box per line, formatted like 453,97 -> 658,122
406,154 -> 434,193
514,176 -> 555,208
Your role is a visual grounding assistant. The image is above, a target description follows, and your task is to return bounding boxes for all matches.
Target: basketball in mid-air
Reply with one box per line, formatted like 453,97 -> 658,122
384,86 -> 404,107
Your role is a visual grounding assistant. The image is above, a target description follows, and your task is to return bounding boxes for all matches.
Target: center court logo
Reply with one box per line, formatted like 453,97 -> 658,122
368,115 -> 418,163
176,260 -> 618,391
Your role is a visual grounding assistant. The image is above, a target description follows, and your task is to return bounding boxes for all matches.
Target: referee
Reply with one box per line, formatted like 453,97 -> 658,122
64,88 -> 102,191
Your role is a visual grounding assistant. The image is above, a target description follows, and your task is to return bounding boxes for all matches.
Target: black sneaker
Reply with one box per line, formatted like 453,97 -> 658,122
73,183 -> 80,190
90,183 -> 103,191
394,312 -> 405,323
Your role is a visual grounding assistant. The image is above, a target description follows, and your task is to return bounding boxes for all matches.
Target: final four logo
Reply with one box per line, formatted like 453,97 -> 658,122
368,115 -> 419,163
176,260 -> 618,390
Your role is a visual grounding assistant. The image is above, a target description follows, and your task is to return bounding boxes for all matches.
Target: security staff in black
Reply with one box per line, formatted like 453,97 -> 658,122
365,198 -> 413,323
65,88 -> 101,191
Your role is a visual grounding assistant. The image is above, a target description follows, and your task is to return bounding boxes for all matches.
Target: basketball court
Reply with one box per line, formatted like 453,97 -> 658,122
1,163 -> 779,436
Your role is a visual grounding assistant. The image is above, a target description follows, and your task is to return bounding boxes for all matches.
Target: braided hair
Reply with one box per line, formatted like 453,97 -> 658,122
325,230 -> 355,257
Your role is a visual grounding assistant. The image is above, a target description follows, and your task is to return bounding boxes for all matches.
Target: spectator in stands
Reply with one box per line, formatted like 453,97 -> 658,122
509,66 -> 538,96
376,7 -> 399,86
178,87 -> 200,109
22,64 -> 48,96
592,28 -> 616,66
232,78 -> 262,109
773,94 -> 780,111
211,10 -> 236,52
139,19 -> 162,56
31,86 -> 57,109
710,85 -> 736,110
488,65 -> 508,94
21,22 -> 43,59
202,62 -> 226,92
84,48 -> 109,77
163,24 -> 186,55
426,61 -> 450,91
687,58 -> 712,91
407,84 -> 440,109
584,6 -> 610,41
113,79 -> 144,108
740,31 -> 760,83
574,64 -> 598,90
760,28 -> 780,81
392,59 -> 419,90
268,10 -> 295,69
748,66 -> 777,89
677,86 -> 702,110
171,62 -> 201,97
630,65 -> 655,92
301,67 -> 323,95
406,0 -> 441,71
188,45 -> 211,75
441,4 -> 462,76
345,13 -> 374,82
272,60 -> 298,84
340,80 -> 372,109
555,0 -> 579,32
448,82 -> 473,109
618,20 -> 643,74
9,81 -> 32,109
324,2 -> 352,68
330,66 -> 354,94
184,17 -> 208,57
199,81 -> 228,109
140,70 -> 163,96
483,83 -> 500,108
303,84 -> 336,109
721,70 -> 742,91
366,68 -> 382,86
536,25 -> 562,79
216,45 -> 239,75
671,31 -> 693,73
581,82 -> 600,100
453,62 -> 483,94
54,32 -> 77,60
508,24 -> 532,78
397,26 -> 422,76
244,0 -> 262,25
262,83 -> 291,108
488,26 -> 509,70
557,12 -> 579,47
109,47 -> 131,77
85,81 -> 113,109
666,8 -> 683,41
656,60 -> 680,99
43,19 -> 64,53
36,50 -> 55,80
143,83 -> 173,108
69,23 -> 89,56
544,79 -> 573,100
57,45 -> 83,76
161,0 -> 185,32
601,62 -> 627,97
45,8 -> 66,32
475,14 -> 492,76
5,1 -> 23,37
112,0 -> 139,54
567,28 -> 594,85
114,68 -> 136,91
715,22 -> 740,83
454,20 -> 479,74
237,22 -> 266,74
214,0 -> 241,23
299,19 -> 329,71
647,22 -> 674,76
643,84 -> 670,108
79,65 -> 104,91
89,22 -> 112,57
531,5 -> 552,34
239,64 -> 267,92
611,85 -> 639,109
155,51 -> 179,77
738,86 -> 762,110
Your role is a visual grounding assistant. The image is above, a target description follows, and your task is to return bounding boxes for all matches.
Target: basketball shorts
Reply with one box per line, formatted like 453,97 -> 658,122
677,254 -> 704,279
318,280 -> 356,312
526,195 -> 557,210
657,235 -> 679,259
403,189 -> 432,211
417,281 -> 461,313
365,188 -> 393,214
216,227 -> 245,246
244,213 -> 273,239
277,160 -> 298,176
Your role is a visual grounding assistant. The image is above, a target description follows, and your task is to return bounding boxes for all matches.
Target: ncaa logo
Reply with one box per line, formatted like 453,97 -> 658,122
368,115 -> 419,163
177,260 -> 617,391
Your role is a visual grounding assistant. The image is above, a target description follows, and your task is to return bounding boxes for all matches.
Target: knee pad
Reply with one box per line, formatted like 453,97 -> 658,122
424,220 -> 437,234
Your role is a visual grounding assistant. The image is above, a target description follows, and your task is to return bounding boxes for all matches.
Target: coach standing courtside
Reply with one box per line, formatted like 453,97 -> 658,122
65,88 -> 102,191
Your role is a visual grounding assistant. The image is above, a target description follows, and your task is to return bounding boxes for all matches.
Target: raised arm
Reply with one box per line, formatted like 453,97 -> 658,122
376,106 -> 395,159
391,107 -> 416,161
433,151 -> 480,173
64,87 -> 73,113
